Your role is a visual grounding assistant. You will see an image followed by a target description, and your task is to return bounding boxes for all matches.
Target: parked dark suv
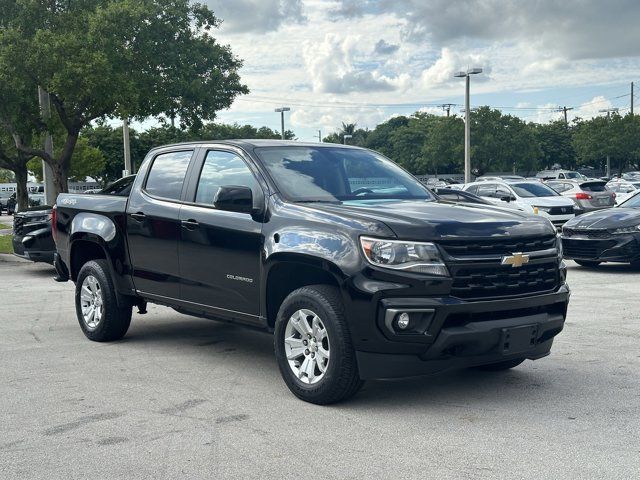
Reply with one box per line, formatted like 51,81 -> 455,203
53,141 -> 569,404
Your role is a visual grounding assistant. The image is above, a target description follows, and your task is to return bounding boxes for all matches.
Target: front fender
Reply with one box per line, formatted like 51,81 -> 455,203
264,226 -> 361,275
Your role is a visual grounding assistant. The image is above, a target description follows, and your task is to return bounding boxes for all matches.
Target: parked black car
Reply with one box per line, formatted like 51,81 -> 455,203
53,141 -> 569,404
12,205 -> 55,263
561,191 -> 640,267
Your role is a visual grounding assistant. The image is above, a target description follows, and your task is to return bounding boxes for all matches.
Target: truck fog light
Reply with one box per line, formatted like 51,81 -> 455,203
396,312 -> 410,330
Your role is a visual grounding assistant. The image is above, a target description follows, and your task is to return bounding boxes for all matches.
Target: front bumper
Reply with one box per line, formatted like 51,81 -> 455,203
356,285 -> 569,379
12,225 -> 55,264
561,234 -> 640,262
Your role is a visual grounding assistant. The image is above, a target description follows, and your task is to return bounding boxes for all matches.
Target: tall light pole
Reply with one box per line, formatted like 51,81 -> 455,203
343,134 -> 353,145
454,67 -> 483,184
274,107 -> 290,140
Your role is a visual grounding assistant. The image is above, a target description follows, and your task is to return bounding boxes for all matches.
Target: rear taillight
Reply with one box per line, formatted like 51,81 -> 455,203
611,192 -> 617,199
51,205 -> 58,243
575,192 -> 592,200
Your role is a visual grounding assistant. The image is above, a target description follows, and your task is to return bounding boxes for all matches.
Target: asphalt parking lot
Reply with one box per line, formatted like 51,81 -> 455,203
0,254 -> 638,480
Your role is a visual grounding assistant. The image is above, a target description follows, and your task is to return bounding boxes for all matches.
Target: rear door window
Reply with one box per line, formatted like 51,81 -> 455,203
476,184 -> 497,198
144,150 -> 193,200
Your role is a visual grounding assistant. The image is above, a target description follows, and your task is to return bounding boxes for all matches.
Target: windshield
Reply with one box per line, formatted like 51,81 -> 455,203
619,191 -> 640,207
255,146 -> 434,202
510,182 -> 558,198
564,172 -> 581,179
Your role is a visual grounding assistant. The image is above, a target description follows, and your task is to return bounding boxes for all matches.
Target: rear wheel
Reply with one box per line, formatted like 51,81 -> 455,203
75,259 -> 132,342
475,358 -> 525,371
574,260 -> 601,268
274,285 -> 363,404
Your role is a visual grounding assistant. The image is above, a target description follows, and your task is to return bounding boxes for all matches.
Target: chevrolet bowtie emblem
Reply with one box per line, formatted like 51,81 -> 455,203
501,252 -> 530,268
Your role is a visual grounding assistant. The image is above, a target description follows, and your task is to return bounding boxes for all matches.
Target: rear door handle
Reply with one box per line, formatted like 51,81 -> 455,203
130,212 -> 146,222
181,219 -> 199,230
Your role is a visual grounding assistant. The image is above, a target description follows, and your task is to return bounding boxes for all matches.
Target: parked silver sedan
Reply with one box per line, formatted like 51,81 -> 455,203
546,179 -> 615,214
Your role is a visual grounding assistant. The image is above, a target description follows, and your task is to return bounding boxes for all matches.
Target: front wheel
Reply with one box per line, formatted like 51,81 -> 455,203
75,259 -> 132,342
574,260 -> 601,268
274,285 -> 364,404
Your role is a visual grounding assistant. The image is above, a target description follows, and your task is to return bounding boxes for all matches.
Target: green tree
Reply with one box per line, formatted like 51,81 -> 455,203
0,0 -> 248,197
364,116 -> 410,159
470,107 -> 541,175
0,168 -> 14,183
533,120 -> 576,169
28,136 -> 106,183
422,116 -> 464,175
572,113 -> 640,174
324,122 -> 369,146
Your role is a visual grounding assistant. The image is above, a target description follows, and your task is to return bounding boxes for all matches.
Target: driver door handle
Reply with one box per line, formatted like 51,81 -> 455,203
181,219 -> 199,230
130,212 -> 146,222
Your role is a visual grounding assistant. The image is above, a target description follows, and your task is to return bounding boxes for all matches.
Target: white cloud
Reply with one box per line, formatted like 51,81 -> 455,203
302,34 -> 410,94
333,0 -> 640,60
574,96 -> 614,120
203,0 -> 306,33
420,48 -> 490,86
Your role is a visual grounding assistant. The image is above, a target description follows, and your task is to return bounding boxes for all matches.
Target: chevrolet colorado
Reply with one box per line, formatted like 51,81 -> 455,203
53,140 -> 569,404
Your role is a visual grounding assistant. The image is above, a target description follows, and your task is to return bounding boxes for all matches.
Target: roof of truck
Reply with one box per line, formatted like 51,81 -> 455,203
149,139 -> 363,152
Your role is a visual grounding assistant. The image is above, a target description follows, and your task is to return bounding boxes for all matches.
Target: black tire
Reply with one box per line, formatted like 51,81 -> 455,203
475,358 -> 526,371
574,260 -> 601,268
274,285 -> 364,405
75,259 -> 132,342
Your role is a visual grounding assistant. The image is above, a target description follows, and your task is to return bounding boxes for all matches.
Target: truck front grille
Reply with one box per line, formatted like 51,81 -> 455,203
562,239 -> 616,258
13,216 -> 24,235
562,228 -> 610,239
547,206 -> 574,215
450,261 -> 559,300
440,235 -> 556,257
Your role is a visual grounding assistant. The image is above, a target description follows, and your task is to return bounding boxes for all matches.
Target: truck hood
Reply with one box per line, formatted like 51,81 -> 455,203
312,199 -> 555,239
564,207 -> 640,229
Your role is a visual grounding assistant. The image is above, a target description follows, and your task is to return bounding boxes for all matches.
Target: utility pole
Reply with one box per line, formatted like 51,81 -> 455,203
632,82 -> 634,115
274,107 -> 290,140
438,103 -> 455,117
599,108 -> 619,178
557,106 -> 574,125
37,87 -> 56,206
123,118 -> 132,177
454,68 -> 483,184
317,130 -> 322,142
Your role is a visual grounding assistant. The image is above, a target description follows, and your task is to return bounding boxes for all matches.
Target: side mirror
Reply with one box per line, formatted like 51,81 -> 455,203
214,185 -> 254,214
500,195 -> 515,202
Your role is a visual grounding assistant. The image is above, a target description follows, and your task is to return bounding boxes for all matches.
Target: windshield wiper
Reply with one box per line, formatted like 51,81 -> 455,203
295,199 -> 342,204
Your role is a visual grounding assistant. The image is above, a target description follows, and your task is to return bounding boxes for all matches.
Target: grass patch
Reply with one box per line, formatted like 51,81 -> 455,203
0,234 -> 13,254
0,223 -> 12,230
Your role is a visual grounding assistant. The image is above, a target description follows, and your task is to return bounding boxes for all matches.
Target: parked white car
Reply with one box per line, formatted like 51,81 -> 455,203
463,180 -> 576,228
606,179 -> 640,204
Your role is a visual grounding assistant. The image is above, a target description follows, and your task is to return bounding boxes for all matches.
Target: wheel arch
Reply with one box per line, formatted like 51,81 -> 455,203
264,254 -> 347,329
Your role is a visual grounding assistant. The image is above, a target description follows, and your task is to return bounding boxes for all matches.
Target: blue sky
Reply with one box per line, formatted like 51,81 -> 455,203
138,0 -> 640,140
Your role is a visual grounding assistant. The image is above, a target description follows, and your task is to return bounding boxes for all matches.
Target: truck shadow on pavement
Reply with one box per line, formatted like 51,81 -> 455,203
119,315 -> 561,409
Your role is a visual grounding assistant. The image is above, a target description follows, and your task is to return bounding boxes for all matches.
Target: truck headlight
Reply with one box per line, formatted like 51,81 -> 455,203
360,237 -> 449,276
610,224 -> 640,234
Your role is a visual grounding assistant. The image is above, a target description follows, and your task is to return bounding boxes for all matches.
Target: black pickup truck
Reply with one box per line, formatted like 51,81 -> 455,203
54,140 -> 569,404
